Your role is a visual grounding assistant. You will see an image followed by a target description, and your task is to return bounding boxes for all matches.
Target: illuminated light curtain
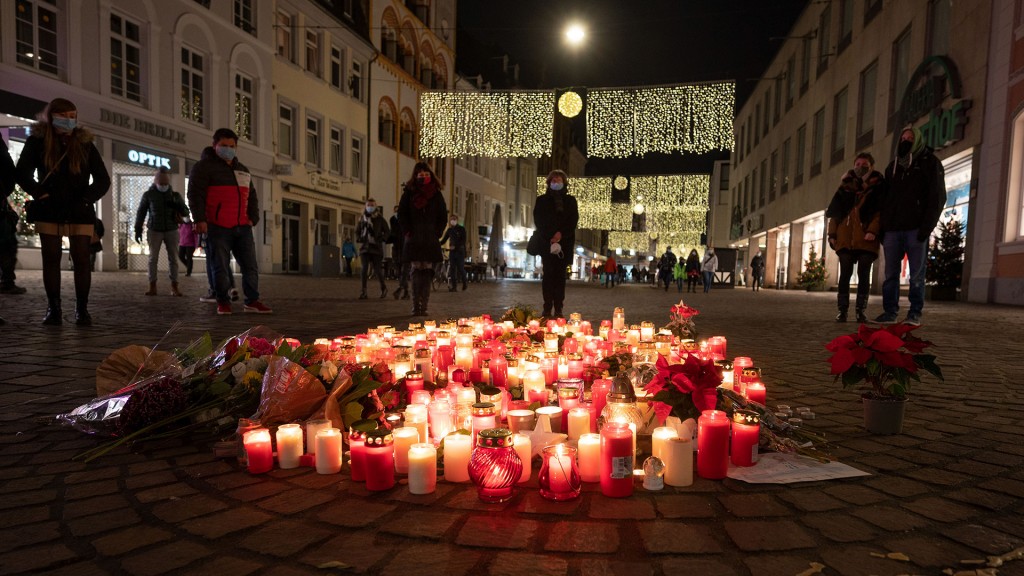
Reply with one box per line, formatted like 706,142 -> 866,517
585,82 -> 735,158
419,91 -> 554,157
607,232 -> 651,253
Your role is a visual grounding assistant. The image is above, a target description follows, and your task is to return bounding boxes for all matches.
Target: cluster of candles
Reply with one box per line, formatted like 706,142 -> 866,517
240,307 -> 774,499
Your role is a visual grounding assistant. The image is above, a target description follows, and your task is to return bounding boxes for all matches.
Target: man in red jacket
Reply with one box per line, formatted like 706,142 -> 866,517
188,128 -> 271,315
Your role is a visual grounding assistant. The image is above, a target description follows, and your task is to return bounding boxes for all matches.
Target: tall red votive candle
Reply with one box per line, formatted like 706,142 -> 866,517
730,411 -> 760,467
490,355 -> 508,388
348,427 -> 368,482
590,379 -> 612,433
697,410 -> 730,479
745,380 -> 767,406
600,421 -> 634,497
243,428 -> 273,474
363,429 -> 395,491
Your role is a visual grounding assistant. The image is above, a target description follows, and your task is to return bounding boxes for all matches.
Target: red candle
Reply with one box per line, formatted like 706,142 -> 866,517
243,428 -> 273,474
348,428 -> 368,482
527,387 -> 549,405
471,403 -> 497,436
562,337 -> 579,354
541,356 -> 558,385
567,355 -> 585,380
405,371 -> 425,396
732,357 -> 753,393
600,422 -> 634,497
490,355 -> 508,388
590,379 -> 612,433
697,410 -> 730,479
745,380 -> 767,406
708,336 -> 727,360
557,379 -> 582,432
434,345 -> 453,374
730,411 -> 760,467
363,430 -> 395,491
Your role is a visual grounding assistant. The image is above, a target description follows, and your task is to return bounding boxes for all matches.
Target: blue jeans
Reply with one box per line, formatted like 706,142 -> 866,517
881,230 -> 926,316
207,224 -> 259,304
702,271 -> 714,292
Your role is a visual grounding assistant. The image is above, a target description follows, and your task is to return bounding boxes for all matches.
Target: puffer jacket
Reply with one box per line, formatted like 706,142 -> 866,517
827,170 -> 882,254
14,123 -> 110,224
187,147 -> 258,228
135,185 -> 189,233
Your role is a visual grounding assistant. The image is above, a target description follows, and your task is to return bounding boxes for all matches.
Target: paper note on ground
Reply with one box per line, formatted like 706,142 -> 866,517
726,452 -> 870,484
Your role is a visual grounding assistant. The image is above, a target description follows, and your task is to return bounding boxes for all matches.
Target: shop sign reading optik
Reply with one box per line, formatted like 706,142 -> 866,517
899,55 -> 971,150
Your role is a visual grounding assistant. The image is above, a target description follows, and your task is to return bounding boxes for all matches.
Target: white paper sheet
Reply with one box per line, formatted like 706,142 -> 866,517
726,452 -> 870,484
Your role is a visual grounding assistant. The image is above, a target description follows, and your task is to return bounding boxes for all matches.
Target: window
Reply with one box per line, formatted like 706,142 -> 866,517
305,30 -> 321,76
811,107 -> 825,176
817,5 -> 832,75
350,60 -> 363,100
306,115 -> 321,168
864,0 -> 883,25
16,0 -> 59,75
350,136 -> 363,181
110,14 -> 142,102
759,159 -> 767,208
234,73 -> 254,142
194,0 -> 210,6
838,0 -> 854,53
800,38 -> 811,94
275,10 -> 293,62
795,125 -> 807,187
831,87 -> 848,164
762,91 -> 770,136
742,174 -> 750,215
928,0 -> 951,57
400,112 -> 414,156
769,150 -> 778,202
786,55 -> 795,109
330,45 -> 345,91
180,46 -> 204,124
234,0 -> 256,36
328,126 -> 344,175
754,104 -> 761,145
278,102 -> 295,158
890,28 -> 912,122
857,60 -> 878,147
378,101 -> 395,147
773,76 -> 783,125
781,138 -> 791,194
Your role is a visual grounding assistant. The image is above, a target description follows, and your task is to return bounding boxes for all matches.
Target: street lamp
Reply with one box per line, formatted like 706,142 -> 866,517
564,23 -> 585,46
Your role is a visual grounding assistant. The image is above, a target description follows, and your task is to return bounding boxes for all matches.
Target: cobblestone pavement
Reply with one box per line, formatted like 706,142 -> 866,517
2,270 -> 1024,576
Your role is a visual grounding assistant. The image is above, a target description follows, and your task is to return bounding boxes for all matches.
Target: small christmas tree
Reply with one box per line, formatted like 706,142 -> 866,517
796,245 -> 828,290
926,218 -> 964,289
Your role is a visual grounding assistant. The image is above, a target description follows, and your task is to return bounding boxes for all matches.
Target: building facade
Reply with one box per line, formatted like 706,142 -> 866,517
719,0 -> 988,298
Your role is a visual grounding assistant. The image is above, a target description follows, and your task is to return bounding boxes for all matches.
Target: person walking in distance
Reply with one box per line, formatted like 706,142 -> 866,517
187,128 -> 271,315
440,214 -> 468,291
684,249 -> 700,293
875,126 -> 947,326
342,235 -> 356,277
135,168 -> 189,296
533,170 -> 579,318
672,258 -> 685,293
1,133 -> 26,308
603,253 -> 617,288
749,250 -> 765,292
15,98 -> 110,326
700,248 -> 718,293
178,219 -> 197,277
658,246 -> 677,291
356,198 -> 389,299
397,162 -> 447,316
827,152 -> 883,323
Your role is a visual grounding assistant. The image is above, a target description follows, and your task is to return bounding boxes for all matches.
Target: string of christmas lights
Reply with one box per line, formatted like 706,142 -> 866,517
419,91 -> 554,158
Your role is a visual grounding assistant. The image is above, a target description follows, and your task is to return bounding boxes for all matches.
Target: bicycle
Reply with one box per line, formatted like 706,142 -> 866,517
432,258 -> 450,291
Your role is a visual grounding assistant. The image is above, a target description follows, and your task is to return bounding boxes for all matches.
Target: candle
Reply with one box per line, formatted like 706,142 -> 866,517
348,427 -> 368,482
590,379 -> 612,433
457,386 -> 478,406
443,433 -> 473,482
404,404 -> 428,445
731,411 -> 760,467
535,406 -> 563,434
393,427 -> 419,473
455,348 -> 474,370
407,443 -> 437,494
612,307 -> 625,331
363,429 -> 395,491
428,400 -> 453,443
513,433 -> 532,483
557,358 -> 569,380
651,426 -> 679,462
468,428 -> 522,503
663,436 -> 694,487
733,357 -> 753,393
471,403 -> 497,436
567,407 -> 590,441
415,350 -> 433,383
523,370 -> 546,399
600,422 -> 634,498
708,336 -> 727,360
567,354 -> 584,380
506,409 -> 536,434
315,428 -> 342,474
275,423 -> 304,469
539,444 -> 581,501
557,379 -> 582,432
243,428 -> 273,474
490,355 -> 508,388
394,353 -> 414,379
697,410 -> 730,479
577,433 -> 601,482
305,419 -> 331,455
745,380 -> 767,406
639,321 -> 655,341
405,370 -> 425,396
541,356 -> 558,385
410,389 -> 432,405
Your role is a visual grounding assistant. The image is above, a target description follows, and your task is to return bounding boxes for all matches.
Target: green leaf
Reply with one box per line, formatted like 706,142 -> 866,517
343,401 -> 365,427
207,380 -> 232,397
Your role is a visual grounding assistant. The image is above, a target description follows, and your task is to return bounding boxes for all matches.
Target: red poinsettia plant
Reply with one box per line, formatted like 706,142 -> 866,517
645,354 -> 722,423
661,300 -> 700,340
825,323 -> 943,399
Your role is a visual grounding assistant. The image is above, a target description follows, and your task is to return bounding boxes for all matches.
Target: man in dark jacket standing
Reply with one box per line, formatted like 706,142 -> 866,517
0,135 -> 19,324
135,167 -> 188,297
356,197 -> 389,299
440,214 -> 467,291
875,125 -> 947,326
188,128 -> 271,315
658,246 -> 677,291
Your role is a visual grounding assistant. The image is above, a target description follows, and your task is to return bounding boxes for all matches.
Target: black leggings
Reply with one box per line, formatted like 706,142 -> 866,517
178,245 -> 195,276
40,233 -> 91,307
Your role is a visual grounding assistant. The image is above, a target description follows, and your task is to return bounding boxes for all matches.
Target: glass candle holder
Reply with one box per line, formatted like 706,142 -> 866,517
243,427 -> 273,474
471,402 -> 497,436
363,429 -> 395,491
468,428 -> 523,503
538,444 -> 582,501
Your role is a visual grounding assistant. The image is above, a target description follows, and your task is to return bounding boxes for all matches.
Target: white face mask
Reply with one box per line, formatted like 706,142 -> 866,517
450,220 -> 457,226
366,205 -> 376,215
156,184 -> 169,192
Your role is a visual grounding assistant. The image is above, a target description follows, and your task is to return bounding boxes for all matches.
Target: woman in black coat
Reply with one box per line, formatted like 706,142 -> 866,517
533,170 -> 579,318
397,162 -> 447,316
15,98 -> 110,326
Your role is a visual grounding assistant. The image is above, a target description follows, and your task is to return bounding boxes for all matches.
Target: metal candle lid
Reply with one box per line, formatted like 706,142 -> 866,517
732,410 -> 760,425
405,370 -> 424,380
607,373 -> 637,404
365,428 -> 394,446
742,366 -> 762,378
476,427 -> 514,448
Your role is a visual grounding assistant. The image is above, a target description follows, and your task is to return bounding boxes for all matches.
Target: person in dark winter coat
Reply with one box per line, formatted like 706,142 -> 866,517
658,247 -> 677,291
684,249 -> 701,293
827,152 -> 883,323
397,162 -> 448,315
749,250 -> 765,292
188,128 -> 270,315
533,169 -> 579,317
1,133 -> 25,310
356,197 -> 390,299
875,125 -> 947,326
439,214 -> 468,291
15,98 -> 110,326
135,168 -> 189,297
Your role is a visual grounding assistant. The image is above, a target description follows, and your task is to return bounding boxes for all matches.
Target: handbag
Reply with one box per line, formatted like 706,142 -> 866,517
24,149 -> 68,224
526,230 -> 545,256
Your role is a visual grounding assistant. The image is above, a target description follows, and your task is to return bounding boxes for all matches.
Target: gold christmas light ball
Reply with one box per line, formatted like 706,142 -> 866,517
558,91 -> 583,118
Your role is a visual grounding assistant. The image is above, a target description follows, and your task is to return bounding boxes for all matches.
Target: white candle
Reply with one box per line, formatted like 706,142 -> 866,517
454,348 -> 474,370
523,370 -> 546,396
305,419 -> 331,455
535,406 -> 563,434
392,427 -> 419,474
457,387 -> 477,406
407,443 -> 437,494
275,423 -> 304,469
513,433 -> 532,484
567,407 -> 590,441
443,434 -> 472,482
651,426 -> 679,462
577,433 -> 600,482
663,436 -> 694,487
314,428 -> 342,474
404,404 -> 429,444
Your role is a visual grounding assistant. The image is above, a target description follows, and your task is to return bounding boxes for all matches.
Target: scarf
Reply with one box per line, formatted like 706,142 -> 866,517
411,181 -> 438,209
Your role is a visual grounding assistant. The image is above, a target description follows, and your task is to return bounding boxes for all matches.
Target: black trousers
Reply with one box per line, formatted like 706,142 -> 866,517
837,249 -> 876,310
541,253 -> 569,314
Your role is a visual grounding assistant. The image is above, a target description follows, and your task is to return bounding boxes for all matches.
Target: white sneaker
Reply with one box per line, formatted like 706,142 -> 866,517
199,293 -> 217,303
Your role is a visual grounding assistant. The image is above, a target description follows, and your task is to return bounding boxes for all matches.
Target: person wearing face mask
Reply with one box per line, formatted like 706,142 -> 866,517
398,162 -> 447,315
15,98 -> 110,326
826,152 -> 883,323
134,168 -> 189,296
875,125 -> 947,326
533,170 -> 579,317
700,248 -> 718,293
439,213 -> 467,292
749,249 -> 765,292
188,128 -> 271,315
355,198 -> 390,299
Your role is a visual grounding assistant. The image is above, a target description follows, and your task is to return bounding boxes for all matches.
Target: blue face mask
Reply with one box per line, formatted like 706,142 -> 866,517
550,182 -> 564,191
215,146 -> 236,161
52,117 -> 77,133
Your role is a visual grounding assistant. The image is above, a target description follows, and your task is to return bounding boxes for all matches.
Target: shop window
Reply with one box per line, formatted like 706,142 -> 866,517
15,0 -> 59,76
110,13 -> 143,103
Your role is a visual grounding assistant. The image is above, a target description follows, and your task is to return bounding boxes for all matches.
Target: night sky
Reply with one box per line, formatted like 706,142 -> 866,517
456,0 -> 808,175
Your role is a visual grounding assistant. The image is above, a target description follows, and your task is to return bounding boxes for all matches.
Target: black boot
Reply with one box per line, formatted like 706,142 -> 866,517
75,307 -> 92,326
542,303 -> 552,318
554,303 -> 563,318
836,293 -> 849,323
42,298 -> 62,326
855,294 -> 869,323
836,309 -> 848,323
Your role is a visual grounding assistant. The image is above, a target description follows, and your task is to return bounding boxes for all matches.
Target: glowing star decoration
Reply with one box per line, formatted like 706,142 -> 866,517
419,91 -> 554,158
558,91 -> 584,118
